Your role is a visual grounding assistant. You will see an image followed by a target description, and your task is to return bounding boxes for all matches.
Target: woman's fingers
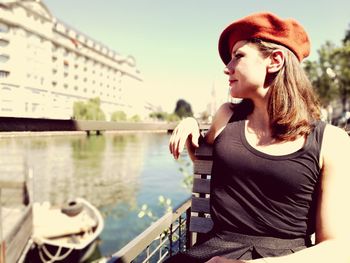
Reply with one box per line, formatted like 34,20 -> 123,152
191,129 -> 200,147
169,127 -> 182,159
169,117 -> 200,159
169,129 -> 187,159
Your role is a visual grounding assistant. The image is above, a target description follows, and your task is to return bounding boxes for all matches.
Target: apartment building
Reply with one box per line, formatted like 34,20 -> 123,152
0,0 -> 143,120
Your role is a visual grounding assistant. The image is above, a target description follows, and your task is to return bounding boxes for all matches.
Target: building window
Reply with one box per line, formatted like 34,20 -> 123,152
0,39 -> 9,47
0,54 -> 9,62
0,23 -> 9,33
32,103 -> 39,112
0,70 -> 10,78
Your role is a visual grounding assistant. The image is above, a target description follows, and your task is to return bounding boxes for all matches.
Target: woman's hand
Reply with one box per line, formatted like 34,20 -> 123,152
169,117 -> 200,159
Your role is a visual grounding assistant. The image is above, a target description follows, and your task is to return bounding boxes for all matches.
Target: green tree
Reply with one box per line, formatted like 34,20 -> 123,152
149,111 -> 168,121
129,114 -> 141,122
73,97 -> 106,120
304,24 -> 350,112
174,99 -> 193,119
111,111 -> 127,122
344,23 -> 350,43
149,111 -> 180,122
331,42 -> 350,112
304,42 -> 339,106
166,113 -> 180,122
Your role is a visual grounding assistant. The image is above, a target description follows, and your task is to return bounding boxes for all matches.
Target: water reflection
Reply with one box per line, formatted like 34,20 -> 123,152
0,132 -> 191,256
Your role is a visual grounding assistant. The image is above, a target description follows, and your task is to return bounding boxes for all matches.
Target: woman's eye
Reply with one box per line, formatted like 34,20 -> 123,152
234,53 -> 243,59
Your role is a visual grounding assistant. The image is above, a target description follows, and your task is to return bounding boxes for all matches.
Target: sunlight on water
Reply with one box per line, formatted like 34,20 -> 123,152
0,132 -> 191,257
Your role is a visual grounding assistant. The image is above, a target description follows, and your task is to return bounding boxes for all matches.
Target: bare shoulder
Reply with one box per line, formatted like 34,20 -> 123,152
205,103 -> 234,144
216,102 -> 235,118
323,124 -> 350,149
317,124 -> 350,241
321,124 -> 350,170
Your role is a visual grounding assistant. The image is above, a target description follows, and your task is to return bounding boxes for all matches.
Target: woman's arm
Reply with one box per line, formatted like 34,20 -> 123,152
169,102 -> 234,161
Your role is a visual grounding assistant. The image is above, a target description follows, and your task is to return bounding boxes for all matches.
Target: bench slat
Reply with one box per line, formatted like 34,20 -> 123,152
194,143 -> 213,158
191,197 -> 210,213
192,178 -> 211,194
189,216 -> 213,233
194,159 -> 213,175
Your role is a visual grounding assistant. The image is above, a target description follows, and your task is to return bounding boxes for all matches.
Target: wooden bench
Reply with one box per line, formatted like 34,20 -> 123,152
189,141 -> 214,245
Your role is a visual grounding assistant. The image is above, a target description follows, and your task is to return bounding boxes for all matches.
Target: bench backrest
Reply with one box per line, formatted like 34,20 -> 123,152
189,142 -> 214,237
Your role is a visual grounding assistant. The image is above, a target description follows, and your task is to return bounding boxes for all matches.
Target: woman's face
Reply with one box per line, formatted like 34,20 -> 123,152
224,40 -> 269,99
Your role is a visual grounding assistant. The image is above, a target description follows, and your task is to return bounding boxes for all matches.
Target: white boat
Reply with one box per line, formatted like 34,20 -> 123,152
25,198 -> 104,263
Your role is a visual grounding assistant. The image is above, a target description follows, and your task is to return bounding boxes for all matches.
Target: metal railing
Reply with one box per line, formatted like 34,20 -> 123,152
106,198 -> 191,263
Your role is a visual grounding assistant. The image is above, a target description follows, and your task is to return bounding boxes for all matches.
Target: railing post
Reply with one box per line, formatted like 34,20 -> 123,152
169,223 -> 173,257
185,206 -> 192,249
159,234 -> 162,261
146,245 -> 150,263
178,215 -> 182,252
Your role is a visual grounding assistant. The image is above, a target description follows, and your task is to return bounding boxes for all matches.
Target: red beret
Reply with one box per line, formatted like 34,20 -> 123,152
218,12 -> 310,64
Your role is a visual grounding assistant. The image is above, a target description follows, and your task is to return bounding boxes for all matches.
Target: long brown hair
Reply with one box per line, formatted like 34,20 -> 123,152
248,38 -> 321,141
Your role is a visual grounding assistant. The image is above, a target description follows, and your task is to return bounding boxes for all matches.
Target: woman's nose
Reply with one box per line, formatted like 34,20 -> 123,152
224,60 -> 234,75
224,66 -> 230,75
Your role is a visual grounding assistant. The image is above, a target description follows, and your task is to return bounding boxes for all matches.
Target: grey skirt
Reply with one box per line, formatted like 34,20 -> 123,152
164,232 -> 310,263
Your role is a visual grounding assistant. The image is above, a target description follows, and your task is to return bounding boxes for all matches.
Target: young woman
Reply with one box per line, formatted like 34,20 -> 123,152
168,12 -> 350,263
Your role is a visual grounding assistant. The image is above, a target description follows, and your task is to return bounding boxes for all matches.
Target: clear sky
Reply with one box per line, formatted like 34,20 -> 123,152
43,0 -> 350,114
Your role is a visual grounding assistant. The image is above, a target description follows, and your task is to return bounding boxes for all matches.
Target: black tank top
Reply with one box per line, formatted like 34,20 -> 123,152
211,117 -> 326,239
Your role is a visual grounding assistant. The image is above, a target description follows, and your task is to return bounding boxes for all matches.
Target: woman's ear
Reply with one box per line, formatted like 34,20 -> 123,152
267,50 -> 285,73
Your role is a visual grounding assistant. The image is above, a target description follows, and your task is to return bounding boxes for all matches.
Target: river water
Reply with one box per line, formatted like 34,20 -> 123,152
0,131 -> 191,257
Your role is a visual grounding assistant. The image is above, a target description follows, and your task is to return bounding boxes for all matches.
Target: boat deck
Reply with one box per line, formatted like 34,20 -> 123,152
0,205 -> 32,263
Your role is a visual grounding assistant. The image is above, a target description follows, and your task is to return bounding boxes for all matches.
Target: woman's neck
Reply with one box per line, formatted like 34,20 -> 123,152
246,100 -> 273,145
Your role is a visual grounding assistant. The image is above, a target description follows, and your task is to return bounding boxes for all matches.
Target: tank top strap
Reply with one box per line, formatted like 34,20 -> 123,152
312,121 -> 327,152
228,100 -> 253,123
